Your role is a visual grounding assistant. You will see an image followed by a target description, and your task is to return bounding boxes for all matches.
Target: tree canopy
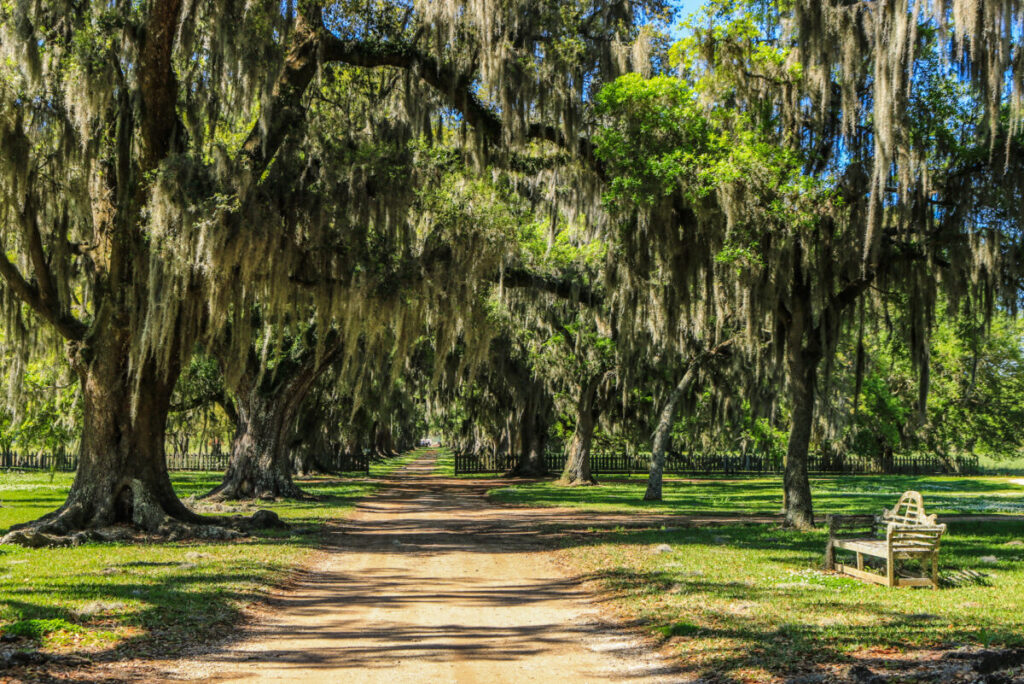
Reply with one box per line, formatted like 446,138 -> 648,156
0,0 -> 1023,543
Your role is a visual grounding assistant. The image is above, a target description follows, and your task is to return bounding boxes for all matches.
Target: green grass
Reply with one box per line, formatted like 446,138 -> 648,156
0,449 -> 422,659
433,449 -> 454,475
563,520 -> 1024,681
979,454 -> 1024,475
494,470 -> 1024,678
487,473 -> 1024,516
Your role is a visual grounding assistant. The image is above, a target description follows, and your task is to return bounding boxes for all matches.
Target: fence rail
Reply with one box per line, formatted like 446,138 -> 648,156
454,452 -> 520,475
167,453 -> 232,471
316,451 -> 371,474
0,450 -> 77,472
0,450 -> 372,474
455,450 -> 980,476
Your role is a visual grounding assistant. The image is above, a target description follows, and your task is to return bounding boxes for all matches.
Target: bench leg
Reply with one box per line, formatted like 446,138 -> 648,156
825,541 -> 835,570
856,552 -> 864,572
931,555 -> 939,590
886,550 -> 895,587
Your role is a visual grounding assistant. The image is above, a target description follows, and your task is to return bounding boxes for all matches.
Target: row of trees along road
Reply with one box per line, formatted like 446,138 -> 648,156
1,0 -> 1023,544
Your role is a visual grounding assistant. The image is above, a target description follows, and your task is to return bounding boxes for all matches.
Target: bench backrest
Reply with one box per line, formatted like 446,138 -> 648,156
882,490 -> 938,526
886,523 -> 946,554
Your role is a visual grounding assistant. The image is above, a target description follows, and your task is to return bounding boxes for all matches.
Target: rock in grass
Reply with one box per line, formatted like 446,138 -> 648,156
250,509 -> 288,530
1005,540 -> 1024,547
847,664 -> 888,683
979,555 -> 1000,564
2,650 -> 47,666
653,543 -> 673,554
0,530 -> 67,548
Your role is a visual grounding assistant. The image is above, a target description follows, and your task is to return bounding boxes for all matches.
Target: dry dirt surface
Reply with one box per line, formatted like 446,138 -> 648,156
152,453 -> 682,683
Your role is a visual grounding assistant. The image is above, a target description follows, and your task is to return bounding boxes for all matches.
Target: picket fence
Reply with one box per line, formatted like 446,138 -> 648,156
454,449 -> 979,476
0,450 -> 370,474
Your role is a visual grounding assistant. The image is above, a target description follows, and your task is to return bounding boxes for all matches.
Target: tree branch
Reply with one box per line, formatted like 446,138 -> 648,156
500,266 -> 603,307
320,36 -> 503,142
19,198 -> 60,314
138,0 -> 184,166
0,246 -> 86,341
320,33 -> 596,161
240,8 -> 323,177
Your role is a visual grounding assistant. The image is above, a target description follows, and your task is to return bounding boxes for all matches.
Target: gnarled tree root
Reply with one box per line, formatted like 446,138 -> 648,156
203,468 -> 313,502
203,481 -> 314,502
0,478 -> 289,548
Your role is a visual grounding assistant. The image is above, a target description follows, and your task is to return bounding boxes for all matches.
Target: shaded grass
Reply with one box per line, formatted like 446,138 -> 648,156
487,473 -> 1024,516
563,520 -> 1024,681
0,449 -> 422,660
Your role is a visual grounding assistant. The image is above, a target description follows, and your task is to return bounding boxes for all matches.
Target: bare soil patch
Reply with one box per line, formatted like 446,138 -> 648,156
105,453 -> 682,683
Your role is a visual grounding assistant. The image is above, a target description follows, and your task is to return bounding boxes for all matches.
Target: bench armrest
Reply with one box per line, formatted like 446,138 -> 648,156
827,514 -> 882,539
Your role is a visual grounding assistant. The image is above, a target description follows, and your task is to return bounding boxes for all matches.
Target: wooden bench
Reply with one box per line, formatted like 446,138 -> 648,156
824,491 -> 946,589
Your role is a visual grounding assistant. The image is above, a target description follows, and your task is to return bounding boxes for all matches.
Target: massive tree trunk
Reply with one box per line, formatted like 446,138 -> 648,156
2,326 -> 216,544
372,423 -> 399,460
508,393 -> 550,477
560,373 -> 602,485
208,340 -> 341,500
210,388 -> 305,500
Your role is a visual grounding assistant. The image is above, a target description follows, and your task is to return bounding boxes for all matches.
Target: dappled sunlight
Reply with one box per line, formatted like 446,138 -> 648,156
564,519 -> 1024,680
0,460 -> 414,667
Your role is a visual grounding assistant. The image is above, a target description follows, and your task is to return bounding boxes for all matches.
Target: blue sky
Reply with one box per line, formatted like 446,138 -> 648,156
671,0 -> 709,38
675,0 -> 707,16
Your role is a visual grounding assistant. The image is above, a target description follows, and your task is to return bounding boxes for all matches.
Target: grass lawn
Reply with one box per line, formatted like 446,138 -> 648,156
978,454 -> 1024,475
488,472 -> 1024,679
564,520 -> 1024,681
0,450 -> 421,661
487,473 -> 1024,516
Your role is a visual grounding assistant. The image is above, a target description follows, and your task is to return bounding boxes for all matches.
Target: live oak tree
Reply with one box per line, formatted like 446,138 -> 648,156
593,1 -> 1024,528
205,320 -> 346,500
0,0 -> 661,544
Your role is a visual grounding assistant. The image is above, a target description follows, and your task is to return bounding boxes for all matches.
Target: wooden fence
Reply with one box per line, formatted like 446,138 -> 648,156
0,450 -> 77,472
455,449 -> 980,476
316,451 -> 371,474
0,450 -> 372,474
167,453 -> 231,471
454,452 -> 520,475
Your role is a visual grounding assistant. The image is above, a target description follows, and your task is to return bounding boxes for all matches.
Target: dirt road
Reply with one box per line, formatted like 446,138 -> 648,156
167,453 -> 679,683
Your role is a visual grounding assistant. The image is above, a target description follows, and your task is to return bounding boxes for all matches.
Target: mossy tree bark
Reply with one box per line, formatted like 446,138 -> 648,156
372,422 -> 399,460
508,391 -> 551,476
645,363 -> 700,502
783,345 -> 821,530
560,373 -> 604,485
3,332 -> 205,543
778,248 -> 871,530
208,335 -> 343,500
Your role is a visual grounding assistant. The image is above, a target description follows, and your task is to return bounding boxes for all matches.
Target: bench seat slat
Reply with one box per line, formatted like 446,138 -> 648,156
833,539 -> 887,555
